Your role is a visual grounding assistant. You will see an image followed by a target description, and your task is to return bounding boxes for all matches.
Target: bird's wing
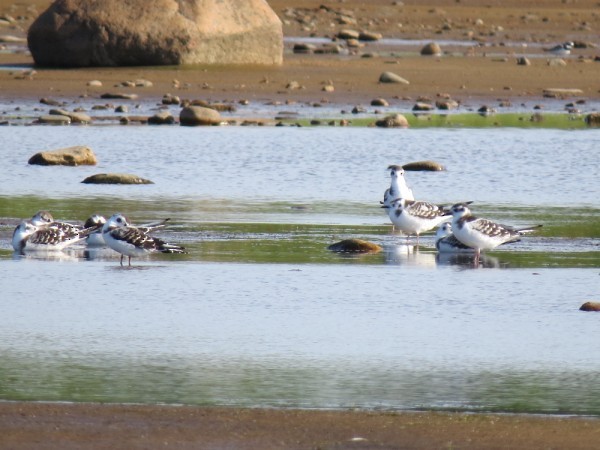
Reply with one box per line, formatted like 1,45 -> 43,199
469,218 -> 515,238
406,201 -> 447,219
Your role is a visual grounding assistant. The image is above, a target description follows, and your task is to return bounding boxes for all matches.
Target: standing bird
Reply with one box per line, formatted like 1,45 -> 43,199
102,213 -> 185,266
449,202 -> 542,258
382,198 -> 451,242
382,165 -> 414,208
12,220 -> 101,253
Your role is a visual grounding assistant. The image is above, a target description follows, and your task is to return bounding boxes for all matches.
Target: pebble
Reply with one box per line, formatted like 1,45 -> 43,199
378,71 -> 409,84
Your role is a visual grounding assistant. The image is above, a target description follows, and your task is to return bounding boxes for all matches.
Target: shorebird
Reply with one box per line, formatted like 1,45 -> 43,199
382,164 -> 414,207
435,222 -> 476,253
31,210 -> 82,235
102,213 -> 184,266
449,202 -> 542,258
382,197 -> 451,242
12,220 -> 101,253
543,41 -> 574,56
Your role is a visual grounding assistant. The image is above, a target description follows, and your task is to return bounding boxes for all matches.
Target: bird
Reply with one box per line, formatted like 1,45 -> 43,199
12,220 -> 101,253
84,215 -> 171,247
543,41 -> 574,56
382,197 -> 451,242
101,213 -> 185,266
449,202 -> 542,258
30,210 -> 82,235
381,165 -> 414,208
435,222 -> 476,253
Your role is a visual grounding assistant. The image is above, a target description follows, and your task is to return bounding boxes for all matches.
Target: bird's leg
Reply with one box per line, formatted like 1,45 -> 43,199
128,256 -> 132,266
120,255 -> 124,266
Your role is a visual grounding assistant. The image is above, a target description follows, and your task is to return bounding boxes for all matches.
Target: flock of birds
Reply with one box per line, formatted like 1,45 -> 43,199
380,165 -> 542,260
10,165 -> 541,265
12,211 -> 184,266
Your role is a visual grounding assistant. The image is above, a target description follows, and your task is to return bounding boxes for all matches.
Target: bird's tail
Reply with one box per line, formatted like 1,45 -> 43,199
514,224 -> 543,234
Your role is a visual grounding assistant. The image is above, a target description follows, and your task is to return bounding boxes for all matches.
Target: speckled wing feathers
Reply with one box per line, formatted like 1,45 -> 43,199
403,200 -> 448,219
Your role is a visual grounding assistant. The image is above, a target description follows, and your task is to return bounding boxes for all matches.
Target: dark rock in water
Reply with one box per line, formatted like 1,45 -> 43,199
27,0 -> 283,67
580,301 -> 600,312
81,173 -> 154,184
375,113 -> 409,128
28,145 -> 97,166
585,112 -> 600,127
403,160 -> 445,171
148,111 -> 175,125
328,239 -> 382,254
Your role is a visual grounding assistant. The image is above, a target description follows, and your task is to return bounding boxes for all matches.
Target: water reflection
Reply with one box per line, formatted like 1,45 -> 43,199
435,252 -> 504,269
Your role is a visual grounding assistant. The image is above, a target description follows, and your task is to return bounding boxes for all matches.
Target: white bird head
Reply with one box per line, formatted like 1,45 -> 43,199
387,164 -> 405,180
450,202 -> 474,218
31,210 -> 54,226
103,213 -> 130,233
435,222 -> 453,240
85,214 -> 106,228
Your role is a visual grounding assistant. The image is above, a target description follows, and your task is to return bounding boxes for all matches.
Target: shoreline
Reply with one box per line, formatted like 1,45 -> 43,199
1,401 -> 599,450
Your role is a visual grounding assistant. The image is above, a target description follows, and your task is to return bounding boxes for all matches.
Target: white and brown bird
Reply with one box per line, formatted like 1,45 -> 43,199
382,198 -> 451,242
12,220 -> 101,253
102,213 -> 184,266
449,202 -> 542,257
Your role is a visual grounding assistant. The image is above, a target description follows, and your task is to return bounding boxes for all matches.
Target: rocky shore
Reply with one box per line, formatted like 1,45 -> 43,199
1,0 -> 599,448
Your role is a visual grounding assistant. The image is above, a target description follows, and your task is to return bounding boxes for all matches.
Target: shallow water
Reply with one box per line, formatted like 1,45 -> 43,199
0,125 -> 599,414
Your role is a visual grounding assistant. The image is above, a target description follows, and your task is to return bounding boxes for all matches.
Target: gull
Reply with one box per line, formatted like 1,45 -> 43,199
450,202 -> 542,258
102,213 -> 184,266
382,164 -> 414,208
12,220 -> 101,253
382,197 -> 450,242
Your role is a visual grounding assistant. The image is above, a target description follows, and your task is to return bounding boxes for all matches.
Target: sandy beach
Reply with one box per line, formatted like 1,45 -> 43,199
1,0 -> 599,448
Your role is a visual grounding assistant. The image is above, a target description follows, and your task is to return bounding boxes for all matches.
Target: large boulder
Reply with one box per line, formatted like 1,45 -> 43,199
27,0 -> 283,67
28,146 -> 97,166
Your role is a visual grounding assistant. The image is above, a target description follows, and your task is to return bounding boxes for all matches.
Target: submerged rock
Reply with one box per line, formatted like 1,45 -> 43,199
28,145 -> 97,166
580,301 -> 600,312
328,239 -> 382,254
81,173 -> 154,184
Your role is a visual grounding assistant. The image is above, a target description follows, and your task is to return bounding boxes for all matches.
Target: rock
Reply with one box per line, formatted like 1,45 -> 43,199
27,0 -> 283,67
115,105 -> 128,113
100,93 -> 139,100
36,115 -> 71,125
371,98 -> 389,107
292,43 -> 315,54
375,113 -> 409,128
179,105 -> 222,126
162,94 -> 181,105
81,173 -> 153,184
28,145 -> 97,166
87,80 -> 103,87
547,58 -> 567,67
436,99 -> 459,110
478,105 -> 496,115
585,113 -> 600,127
359,31 -> 382,41
337,29 -> 360,40
49,109 -> 92,124
580,301 -> 600,312
378,71 -> 409,84
148,111 -> 175,125
516,57 -> 531,66
543,88 -> 584,98
412,102 -> 434,111
403,160 -> 445,171
420,42 -> 442,56
39,98 -> 63,106
328,239 -> 382,254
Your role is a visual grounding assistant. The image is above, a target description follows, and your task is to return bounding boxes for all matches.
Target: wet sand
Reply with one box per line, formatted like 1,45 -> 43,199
1,0 -> 600,448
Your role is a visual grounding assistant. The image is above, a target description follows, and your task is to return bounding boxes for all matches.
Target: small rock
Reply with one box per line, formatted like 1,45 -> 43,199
292,43 -> 315,54
179,105 -> 222,126
585,113 -> 600,127
378,71 -> 409,84
478,105 -> 496,115
359,31 -> 382,41
371,98 -> 389,107
436,99 -> 459,110
100,92 -> 139,100
412,102 -> 434,111
328,239 -> 382,254
148,111 -> 175,125
39,98 -> 63,106
115,105 -> 128,113
337,29 -> 359,39
87,80 -> 103,87
322,84 -> 335,92
543,88 -> 584,98
547,58 -> 567,67
375,113 -> 409,128
420,42 -> 442,56
580,301 -> 600,312
516,57 -> 531,66
28,145 -> 97,166
49,109 -> 92,124
81,173 -> 153,184
162,94 -> 181,105
36,115 -> 71,125
403,160 -> 445,171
